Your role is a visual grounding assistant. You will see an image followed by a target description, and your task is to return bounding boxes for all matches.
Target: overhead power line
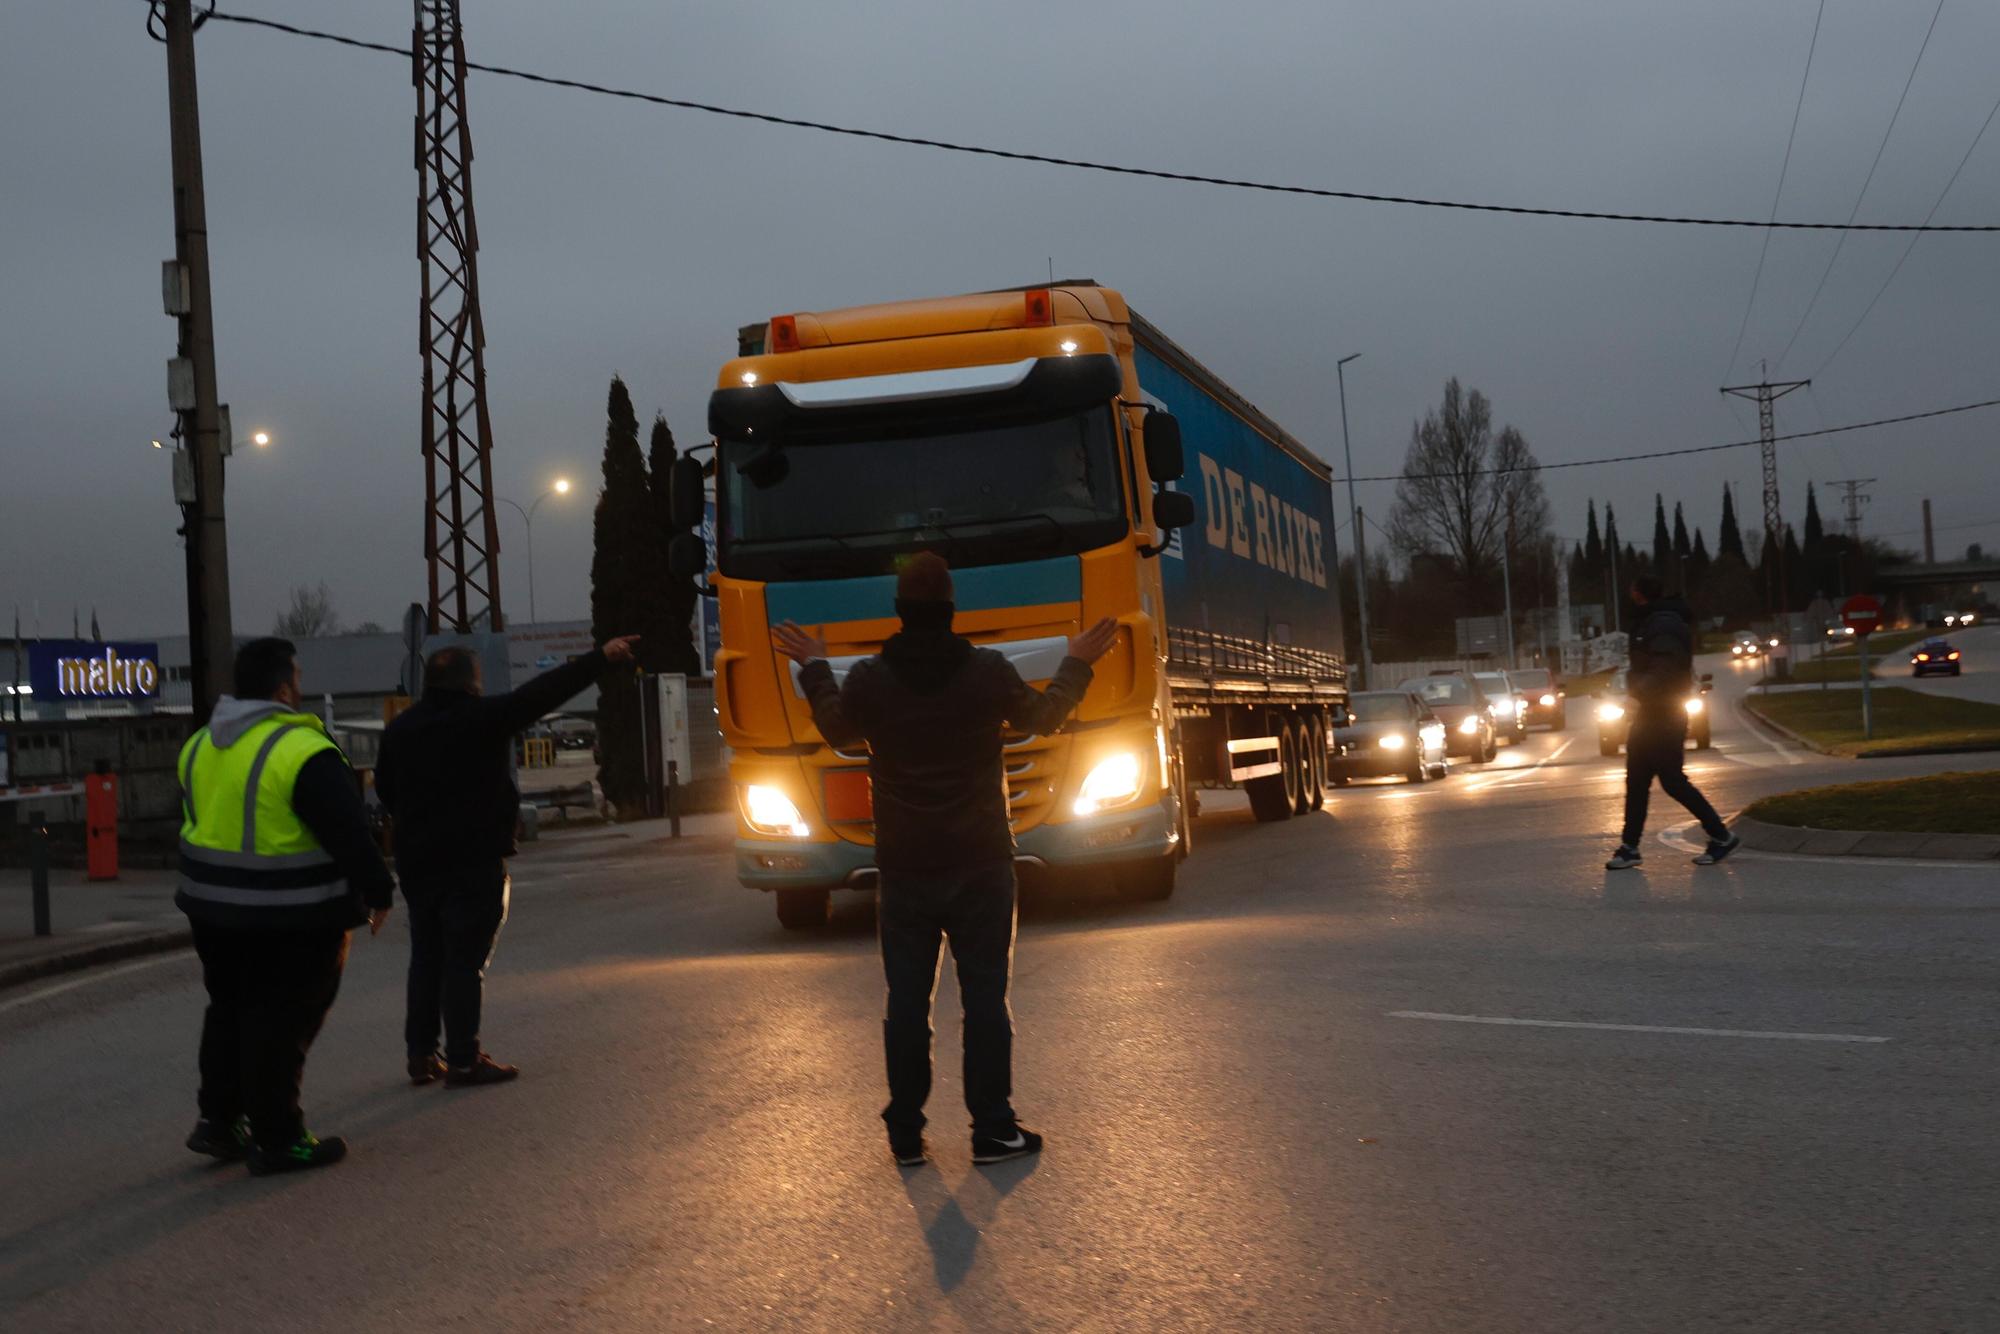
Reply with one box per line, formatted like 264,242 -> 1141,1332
187,6 -> 2000,233
1810,84 -> 2000,377
1723,0 -> 1827,382
1352,395 -> 2000,483
1774,0 -> 1945,374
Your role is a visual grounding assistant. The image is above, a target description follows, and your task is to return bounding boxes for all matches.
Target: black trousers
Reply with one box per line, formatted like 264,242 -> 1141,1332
877,859 -> 1018,1139
403,862 -> 510,1068
192,921 -> 350,1149
1622,709 -> 1729,848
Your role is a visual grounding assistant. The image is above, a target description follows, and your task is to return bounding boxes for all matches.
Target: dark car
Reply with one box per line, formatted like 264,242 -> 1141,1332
1596,668 -> 1713,755
1474,670 -> 1528,744
1911,639 -> 1963,677
1331,691 -> 1450,784
1509,668 -> 1567,730
1398,673 -> 1497,762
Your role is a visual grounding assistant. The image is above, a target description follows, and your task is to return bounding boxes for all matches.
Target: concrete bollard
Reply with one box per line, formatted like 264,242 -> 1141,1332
29,810 -> 51,937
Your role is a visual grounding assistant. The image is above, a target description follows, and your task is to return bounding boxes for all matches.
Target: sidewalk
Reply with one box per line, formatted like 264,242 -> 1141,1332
0,865 -> 189,991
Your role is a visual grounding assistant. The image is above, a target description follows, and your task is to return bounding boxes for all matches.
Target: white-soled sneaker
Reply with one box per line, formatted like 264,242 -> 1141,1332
1695,833 -> 1742,866
1605,845 -> 1643,871
972,1126 -> 1043,1165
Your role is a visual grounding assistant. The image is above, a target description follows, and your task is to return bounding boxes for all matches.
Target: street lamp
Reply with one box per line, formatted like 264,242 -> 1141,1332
498,478 -> 572,623
1335,353 -> 1372,690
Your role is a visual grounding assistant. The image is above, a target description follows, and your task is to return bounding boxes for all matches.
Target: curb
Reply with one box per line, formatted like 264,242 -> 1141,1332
0,925 -> 193,995
1735,814 -> 2000,863
1735,698 -> 1832,755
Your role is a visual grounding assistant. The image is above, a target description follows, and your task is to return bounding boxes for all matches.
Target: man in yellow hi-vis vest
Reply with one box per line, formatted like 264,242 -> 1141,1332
177,638 -> 396,1175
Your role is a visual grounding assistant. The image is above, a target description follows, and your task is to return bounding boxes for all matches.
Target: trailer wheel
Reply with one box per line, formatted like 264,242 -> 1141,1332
1302,716 -> 1328,812
774,888 -> 830,931
1245,720 -> 1297,823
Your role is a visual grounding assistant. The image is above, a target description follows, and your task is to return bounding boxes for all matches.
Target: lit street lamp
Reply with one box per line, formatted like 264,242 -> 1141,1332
499,478 -> 572,623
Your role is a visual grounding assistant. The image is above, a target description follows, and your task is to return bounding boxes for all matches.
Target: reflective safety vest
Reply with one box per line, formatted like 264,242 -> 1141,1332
177,712 -> 352,927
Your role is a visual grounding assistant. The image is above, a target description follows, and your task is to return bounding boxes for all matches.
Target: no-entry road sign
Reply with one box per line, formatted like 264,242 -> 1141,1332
1841,594 -> 1884,635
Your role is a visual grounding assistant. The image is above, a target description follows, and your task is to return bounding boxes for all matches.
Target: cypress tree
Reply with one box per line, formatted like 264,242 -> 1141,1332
1688,527 -> 1711,599
591,377 -> 652,815
1672,503 -> 1691,570
1803,483 -> 1824,552
1757,528 -> 1781,612
1651,494 -> 1673,575
1583,501 -> 1603,569
1719,484 -> 1746,562
1783,524 -> 1805,607
643,413 -> 701,676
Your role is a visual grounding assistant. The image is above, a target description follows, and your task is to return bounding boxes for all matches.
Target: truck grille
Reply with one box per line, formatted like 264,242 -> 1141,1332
811,732 -> 1064,845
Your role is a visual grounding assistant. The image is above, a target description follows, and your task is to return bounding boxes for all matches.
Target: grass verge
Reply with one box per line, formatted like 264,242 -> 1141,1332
1744,686 -> 2000,757
1744,771 -> 2000,834
1764,630 -> 1933,684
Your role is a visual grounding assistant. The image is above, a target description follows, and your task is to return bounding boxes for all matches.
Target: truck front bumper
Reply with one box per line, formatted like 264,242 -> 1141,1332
735,797 -> 1178,891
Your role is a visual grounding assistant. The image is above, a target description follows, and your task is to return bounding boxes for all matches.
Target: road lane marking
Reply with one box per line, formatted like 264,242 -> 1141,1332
0,950 -> 188,1015
1727,695 -> 1806,766
1388,1011 -> 1889,1043
1465,736 -> 1577,789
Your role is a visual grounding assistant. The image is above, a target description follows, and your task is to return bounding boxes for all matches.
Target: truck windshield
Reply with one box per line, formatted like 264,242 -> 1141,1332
719,407 -> 1127,580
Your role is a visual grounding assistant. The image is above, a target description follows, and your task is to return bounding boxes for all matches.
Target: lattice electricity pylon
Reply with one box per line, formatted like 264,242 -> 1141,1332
414,0 -> 504,633
1721,375 -> 1808,614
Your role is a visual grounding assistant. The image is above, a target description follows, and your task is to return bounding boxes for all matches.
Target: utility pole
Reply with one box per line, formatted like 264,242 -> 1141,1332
415,0 -> 505,634
1832,478 -> 1872,544
1499,496 -> 1517,669
159,0 -> 234,723
1336,354 -> 1371,689
1720,374 -> 1809,622
1353,506 -> 1373,679
1922,498 -> 1936,564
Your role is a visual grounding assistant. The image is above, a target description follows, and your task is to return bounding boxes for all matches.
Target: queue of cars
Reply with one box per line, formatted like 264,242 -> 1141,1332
1329,666 -> 1566,785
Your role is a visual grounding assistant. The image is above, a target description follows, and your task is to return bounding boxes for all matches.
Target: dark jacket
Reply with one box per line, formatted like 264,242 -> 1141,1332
798,624 -> 1093,873
376,650 -> 606,877
1627,596 -> 1695,710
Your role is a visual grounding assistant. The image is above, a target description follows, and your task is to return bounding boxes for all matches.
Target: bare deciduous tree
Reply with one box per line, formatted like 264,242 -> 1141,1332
1387,378 -> 1549,610
273,582 -> 341,638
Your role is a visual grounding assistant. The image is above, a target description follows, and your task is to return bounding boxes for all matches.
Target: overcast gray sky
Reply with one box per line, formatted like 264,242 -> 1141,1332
6,0 -> 1998,637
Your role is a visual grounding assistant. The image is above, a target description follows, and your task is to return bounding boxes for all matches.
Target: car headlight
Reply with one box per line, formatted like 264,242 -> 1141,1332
1684,697 -> 1704,715
742,784 -> 811,838
1771,637 -> 1783,646
1074,752 -> 1144,816
1458,715 -> 1481,735
1378,732 -> 1407,750
1598,702 -> 1625,723
1539,693 -> 1557,706
1731,644 -> 1744,654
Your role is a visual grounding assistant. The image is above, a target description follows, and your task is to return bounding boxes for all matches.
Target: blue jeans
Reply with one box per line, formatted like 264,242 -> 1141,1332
877,859 -> 1018,1139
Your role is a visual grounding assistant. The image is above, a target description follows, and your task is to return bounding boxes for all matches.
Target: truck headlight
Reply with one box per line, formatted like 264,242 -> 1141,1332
1458,715 -> 1481,736
1598,702 -> 1625,723
742,784 -> 811,838
1378,733 -> 1407,750
1684,697 -> 1704,716
1074,752 -> 1143,816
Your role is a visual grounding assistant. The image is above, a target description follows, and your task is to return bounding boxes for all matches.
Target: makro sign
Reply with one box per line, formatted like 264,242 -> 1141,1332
27,641 -> 163,700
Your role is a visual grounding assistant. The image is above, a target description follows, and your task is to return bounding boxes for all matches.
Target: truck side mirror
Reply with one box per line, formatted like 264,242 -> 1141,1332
1152,489 -> 1196,532
1143,412 -> 1184,482
670,456 -> 705,530
668,531 -> 707,581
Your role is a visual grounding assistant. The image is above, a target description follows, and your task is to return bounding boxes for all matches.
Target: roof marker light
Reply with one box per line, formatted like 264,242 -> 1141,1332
770,315 -> 800,352
1023,289 -> 1053,326
741,371 -> 759,386
1060,339 -> 1079,355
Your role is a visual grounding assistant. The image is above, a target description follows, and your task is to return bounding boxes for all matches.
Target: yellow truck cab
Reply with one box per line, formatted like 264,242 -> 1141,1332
670,282 -> 1345,929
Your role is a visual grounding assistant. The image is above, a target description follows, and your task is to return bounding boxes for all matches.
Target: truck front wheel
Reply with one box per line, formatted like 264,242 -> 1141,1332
774,888 -> 830,931
1115,855 -> 1177,902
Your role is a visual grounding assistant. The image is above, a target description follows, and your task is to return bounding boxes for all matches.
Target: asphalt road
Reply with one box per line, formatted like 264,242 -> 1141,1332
1897,623 -> 2000,706
3,666 -> 1996,1332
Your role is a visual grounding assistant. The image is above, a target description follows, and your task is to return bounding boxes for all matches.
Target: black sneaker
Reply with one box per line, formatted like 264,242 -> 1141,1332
1605,845 -> 1643,871
408,1052 -> 448,1086
186,1116 -> 250,1161
1695,832 -> 1742,866
972,1125 -> 1043,1166
246,1131 -> 348,1176
889,1133 -> 929,1168
444,1053 -> 520,1088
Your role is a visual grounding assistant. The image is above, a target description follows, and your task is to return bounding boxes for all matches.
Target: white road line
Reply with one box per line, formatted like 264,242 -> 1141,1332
1466,736 -> 1577,789
1727,694 -> 1806,766
1389,1010 -> 1889,1043
0,950 -> 188,1016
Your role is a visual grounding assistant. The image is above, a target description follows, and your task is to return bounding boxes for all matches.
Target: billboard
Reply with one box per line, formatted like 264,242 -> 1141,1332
27,640 -> 163,700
